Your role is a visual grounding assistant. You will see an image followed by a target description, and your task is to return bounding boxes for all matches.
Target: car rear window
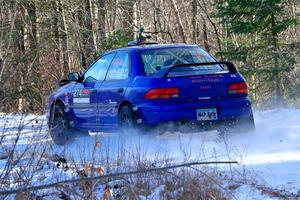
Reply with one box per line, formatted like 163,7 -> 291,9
140,47 -> 224,76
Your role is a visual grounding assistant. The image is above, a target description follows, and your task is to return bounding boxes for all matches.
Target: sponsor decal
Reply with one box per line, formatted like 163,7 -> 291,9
73,89 -> 91,104
191,78 -> 220,83
190,74 -> 223,83
82,89 -> 90,95
73,98 -> 90,104
74,89 -> 90,97
199,85 -> 212,89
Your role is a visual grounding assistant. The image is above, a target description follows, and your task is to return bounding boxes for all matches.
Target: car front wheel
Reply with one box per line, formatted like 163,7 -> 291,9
49,103 -> 71,145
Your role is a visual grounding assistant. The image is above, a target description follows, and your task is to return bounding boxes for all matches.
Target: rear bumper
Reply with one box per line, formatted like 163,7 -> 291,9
135,97 -> 252,125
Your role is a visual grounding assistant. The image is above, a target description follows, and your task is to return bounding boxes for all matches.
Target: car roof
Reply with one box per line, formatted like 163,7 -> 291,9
105,43 -> 199,54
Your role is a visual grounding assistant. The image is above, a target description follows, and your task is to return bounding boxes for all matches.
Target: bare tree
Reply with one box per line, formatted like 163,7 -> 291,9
202,15 -> 210,52
120,0 -> 136,39
170,0 -> 186,43
0,0 -> 298,112
98,0 -> 106,50
191,0 -> 197,43
198,0 -> 222,52
78,0 -> 96,68
58,0 -> 70,77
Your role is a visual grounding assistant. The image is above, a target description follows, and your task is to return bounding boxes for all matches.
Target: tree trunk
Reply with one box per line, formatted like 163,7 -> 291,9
0,58 -> 4,99
53,3 -> 60,64
86,0 -> 96,55
78,0 -> 96,68
271,13 -> 282,104
25,0 -> 39,86
0,1 -> 17,109
16,6 -> 28,112
199,0 -> 222,53
202,16 -> 210,52
27,0 -> 37,49
58,0 -> 70,77
170,0 -> 186,43
98,0 -> 106,50
120,0 -> 136,39
0,57 -> 4,83
192,0 -> 197,43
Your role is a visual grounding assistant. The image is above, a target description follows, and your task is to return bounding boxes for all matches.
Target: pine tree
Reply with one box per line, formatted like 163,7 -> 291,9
214,0 -> 298,105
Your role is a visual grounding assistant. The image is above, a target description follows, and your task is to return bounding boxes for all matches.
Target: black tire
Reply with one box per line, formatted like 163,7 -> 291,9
119,105 -> 137,130
218,112 -> 255,134
238,111 -> 255,132
49,103 -> 71,145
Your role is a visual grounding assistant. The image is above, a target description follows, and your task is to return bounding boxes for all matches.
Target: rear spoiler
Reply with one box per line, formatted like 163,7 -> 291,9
162,61 -> 238,78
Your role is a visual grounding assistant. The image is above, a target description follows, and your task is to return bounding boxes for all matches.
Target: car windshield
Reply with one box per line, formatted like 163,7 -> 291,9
140,47 -> 224,76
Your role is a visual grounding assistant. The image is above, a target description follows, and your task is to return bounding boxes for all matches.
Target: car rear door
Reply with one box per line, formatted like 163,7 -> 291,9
70,53 -> 115,130
97,51 -> 131,128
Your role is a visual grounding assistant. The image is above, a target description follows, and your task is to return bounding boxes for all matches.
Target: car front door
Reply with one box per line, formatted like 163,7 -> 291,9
70,53 -> 115,130
98,51 -> 131,128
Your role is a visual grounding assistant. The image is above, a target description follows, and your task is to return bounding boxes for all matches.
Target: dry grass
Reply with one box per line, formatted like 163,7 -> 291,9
0,114 -> 247,200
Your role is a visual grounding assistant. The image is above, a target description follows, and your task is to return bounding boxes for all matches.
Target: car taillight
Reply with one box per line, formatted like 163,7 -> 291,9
228,82 -> 248,94
145,88 -> 180,100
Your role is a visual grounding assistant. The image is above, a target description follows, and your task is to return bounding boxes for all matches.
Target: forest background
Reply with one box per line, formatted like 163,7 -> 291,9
0,0 -> 299,113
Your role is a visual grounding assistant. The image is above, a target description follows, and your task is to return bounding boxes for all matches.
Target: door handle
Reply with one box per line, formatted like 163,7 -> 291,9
117,88 -> 124,93
90,90 -> 97,95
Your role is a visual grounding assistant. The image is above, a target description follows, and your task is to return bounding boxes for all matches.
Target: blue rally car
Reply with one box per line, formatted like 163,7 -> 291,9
47,41 -> 255,144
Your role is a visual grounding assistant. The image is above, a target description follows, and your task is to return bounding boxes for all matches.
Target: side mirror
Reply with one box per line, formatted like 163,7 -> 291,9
68,72 -> 80,82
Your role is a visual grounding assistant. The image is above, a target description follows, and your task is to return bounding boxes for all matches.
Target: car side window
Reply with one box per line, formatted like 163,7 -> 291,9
105,52 -> 130,80
83,53 -> 115,82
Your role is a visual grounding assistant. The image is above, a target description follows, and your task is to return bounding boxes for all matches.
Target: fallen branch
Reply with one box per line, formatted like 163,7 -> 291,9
0,160 -> 238,195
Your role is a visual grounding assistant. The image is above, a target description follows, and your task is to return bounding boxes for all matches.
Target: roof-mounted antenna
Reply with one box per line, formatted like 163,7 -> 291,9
128,27 -> 158,46
137,27 -> 146,43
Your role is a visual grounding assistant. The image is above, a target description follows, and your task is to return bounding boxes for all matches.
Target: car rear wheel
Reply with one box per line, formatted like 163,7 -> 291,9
238,111 -> 255,132
119,105 -> 137,130
218,112 -> 255,134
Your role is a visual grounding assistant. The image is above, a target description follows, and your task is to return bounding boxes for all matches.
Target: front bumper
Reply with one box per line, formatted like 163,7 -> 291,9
135,97 -> 252,125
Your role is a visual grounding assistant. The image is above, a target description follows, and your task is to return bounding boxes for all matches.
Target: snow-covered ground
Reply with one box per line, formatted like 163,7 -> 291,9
0,109 -> 299,199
